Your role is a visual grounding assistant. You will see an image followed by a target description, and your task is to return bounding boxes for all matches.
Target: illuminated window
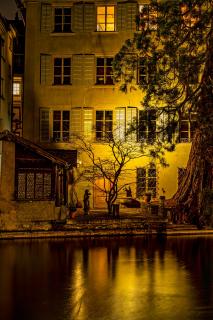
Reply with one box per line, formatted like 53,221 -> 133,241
137,166 -> 157,198
97,6 -> 115,31
54,58 -> 71,85
13,82 -> 21,95
138,110 -> 156,143
96,110 -> 113,140
179,112 -> 197,142
138,4 -> 157,31
53,110 -> 70,142
96,58 -> 113,85
54,8 -> 72,32
138,58 -> 156,85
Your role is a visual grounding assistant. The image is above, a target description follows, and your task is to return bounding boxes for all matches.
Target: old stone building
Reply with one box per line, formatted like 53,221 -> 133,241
21,0 -> 194,208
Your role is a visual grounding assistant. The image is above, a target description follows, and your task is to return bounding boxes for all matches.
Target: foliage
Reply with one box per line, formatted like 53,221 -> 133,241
113,0 -> 213,220
113,0 -> 213,125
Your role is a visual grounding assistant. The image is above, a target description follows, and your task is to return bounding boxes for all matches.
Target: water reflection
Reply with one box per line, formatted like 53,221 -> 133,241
0,236 -> 212,320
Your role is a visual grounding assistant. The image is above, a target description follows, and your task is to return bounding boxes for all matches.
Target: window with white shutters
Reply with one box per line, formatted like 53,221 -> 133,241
40,54 -> 51,85
40,109 -> 50,142
40,3 -> 52,33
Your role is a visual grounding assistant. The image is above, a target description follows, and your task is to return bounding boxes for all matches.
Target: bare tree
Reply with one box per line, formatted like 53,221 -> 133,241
74,128 -> 169,215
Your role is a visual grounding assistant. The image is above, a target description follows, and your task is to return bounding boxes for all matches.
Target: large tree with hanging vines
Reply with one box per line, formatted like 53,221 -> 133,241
113,0 -> 213,224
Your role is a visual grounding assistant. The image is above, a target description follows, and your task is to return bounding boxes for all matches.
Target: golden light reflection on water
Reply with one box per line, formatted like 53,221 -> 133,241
68,242 -> 200,320
0,237 -> 212,320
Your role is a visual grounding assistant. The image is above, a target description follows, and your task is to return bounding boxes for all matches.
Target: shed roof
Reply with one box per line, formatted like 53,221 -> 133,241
0,131 -> 70,167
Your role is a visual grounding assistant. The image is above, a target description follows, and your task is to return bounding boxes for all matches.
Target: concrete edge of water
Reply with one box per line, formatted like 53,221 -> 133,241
0,228 -> 213,240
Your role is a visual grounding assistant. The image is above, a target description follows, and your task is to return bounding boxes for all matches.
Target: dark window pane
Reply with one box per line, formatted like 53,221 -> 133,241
63,24 -> 71,32
54,66 -> 62,75
64,58 -> 71,66
63,121 -> 69,131
55,16 -> 62,24
97,67 -> 104,75
105,76 -> 113,84
63,76 -> 71,84
63,111 -> 70,120
53,121 -> 60,131
96,131 -> 103,139
106,58 -> 113,65
53,111 -> 61,120
96,111 -> 104,120
55,8 -> 62,15
54,58 -> 62,66
64,16 -> 71,23
64,8 -> 71,15
105,111 -> 113,120
97,58 -> 104,66
54,25 -> 62,32
96,121 -> 103,131
54,77 -> 62,85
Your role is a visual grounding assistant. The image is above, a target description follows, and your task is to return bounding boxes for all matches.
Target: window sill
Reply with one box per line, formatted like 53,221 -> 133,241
93,84 -> 114,88
52,84 -> 72,87
51,32 -> 75,36
94,31 -> 118,34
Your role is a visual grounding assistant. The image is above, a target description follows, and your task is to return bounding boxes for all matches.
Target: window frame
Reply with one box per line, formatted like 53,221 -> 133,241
52,110 -> 70,143
95,110 -> 113,141
138,109 -> 157,143
179,111 -> 197,143
53,7 -> 72,33
96,57 -> 114,85
96,5 -> 115,32
53,57 -> 71,85
136,166 -> 157,198
138,4 -> 158,31
138,57 -> 157,86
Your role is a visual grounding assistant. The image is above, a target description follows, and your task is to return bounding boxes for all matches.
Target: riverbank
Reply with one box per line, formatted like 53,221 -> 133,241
0,213 -> 212,239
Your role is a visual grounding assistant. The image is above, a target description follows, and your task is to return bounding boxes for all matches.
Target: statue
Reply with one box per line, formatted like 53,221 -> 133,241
124,186 -> 132,198
83,189 -> 91,215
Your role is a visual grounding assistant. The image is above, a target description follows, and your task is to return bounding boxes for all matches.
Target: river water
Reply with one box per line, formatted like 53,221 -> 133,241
0,236 -> 212,320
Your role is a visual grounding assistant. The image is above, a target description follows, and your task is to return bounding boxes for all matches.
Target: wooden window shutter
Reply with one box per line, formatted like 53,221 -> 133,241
40,108 -> 50,142
72,55 -> 84,85
115,108 -> 126,140
127,107 -> 137,141
117,3 -> 127,31
84,3 -> 95,32
40,54 -> 52,85
126,2 -> 137,31
83,109 -> 93,139
71,108 -> 82,136
40,3 -> 52,33
72,3 -> 84,32
84,55 -> 95,85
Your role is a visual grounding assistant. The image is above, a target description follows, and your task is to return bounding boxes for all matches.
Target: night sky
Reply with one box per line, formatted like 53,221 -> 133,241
0,0 -> 17,19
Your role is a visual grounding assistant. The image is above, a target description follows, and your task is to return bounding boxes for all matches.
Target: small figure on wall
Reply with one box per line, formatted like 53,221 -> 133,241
83,189 -> 91,215
124,186 -> 132,198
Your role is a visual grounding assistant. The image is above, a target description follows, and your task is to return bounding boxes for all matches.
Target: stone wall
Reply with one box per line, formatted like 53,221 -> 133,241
0,199 -> 62,231
0,141 -> 15,201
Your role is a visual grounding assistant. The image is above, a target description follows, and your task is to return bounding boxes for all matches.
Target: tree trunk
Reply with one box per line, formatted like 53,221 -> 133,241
173,128 -> 212,224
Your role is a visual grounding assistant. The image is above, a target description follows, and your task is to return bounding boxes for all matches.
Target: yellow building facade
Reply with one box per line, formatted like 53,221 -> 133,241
22,0 -> 192,208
